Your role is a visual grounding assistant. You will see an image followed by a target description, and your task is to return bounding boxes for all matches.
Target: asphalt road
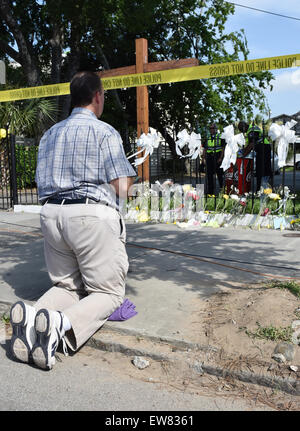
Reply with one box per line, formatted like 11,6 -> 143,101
272,170 -> 300,191
0,333 -> 274,413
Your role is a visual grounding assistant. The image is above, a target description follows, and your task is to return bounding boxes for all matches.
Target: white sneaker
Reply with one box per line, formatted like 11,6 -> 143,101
32,309 -> 67,370
10,301 -> 37,363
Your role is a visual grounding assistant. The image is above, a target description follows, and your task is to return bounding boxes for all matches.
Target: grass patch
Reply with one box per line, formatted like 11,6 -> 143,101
265,279 -> 300,298
246,322 -> 293,342
1,314 -> 10,325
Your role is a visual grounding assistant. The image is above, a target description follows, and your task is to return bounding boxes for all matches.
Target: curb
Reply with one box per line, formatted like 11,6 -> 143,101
88,326 -> 300,397
1,300 -> 300,396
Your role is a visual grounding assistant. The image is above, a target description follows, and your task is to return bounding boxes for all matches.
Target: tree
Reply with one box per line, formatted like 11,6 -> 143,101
0,0 -> 273,150
0,98 -> 56,136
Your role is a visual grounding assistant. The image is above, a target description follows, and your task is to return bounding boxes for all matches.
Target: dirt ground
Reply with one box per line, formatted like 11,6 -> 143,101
196,282 -> 300,365
1,283 -> 300,411
113,282 -> 300,411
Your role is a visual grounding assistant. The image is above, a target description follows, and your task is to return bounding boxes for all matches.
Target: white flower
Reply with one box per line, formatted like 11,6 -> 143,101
230,194 -> 239,201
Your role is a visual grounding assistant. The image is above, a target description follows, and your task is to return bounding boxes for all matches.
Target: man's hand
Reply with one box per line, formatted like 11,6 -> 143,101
110,177 -> 134,199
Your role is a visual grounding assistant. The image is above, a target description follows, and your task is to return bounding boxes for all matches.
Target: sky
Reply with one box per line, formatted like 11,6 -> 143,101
224,0 -> 300,118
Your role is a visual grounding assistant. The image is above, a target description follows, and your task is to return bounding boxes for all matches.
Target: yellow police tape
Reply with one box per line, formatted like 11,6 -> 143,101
0,82 -> 70,103
0,53 -> 299,102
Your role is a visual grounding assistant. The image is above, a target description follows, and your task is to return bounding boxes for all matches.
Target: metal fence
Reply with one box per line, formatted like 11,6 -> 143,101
0,129 -> 12,209
0,133 -> 39,210
145,136 -> 300,194
1,130 -> 300,211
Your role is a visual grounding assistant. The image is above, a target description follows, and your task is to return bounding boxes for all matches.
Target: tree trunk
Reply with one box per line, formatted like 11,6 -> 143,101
50,23 -> 63,123
0,0 -> 41,86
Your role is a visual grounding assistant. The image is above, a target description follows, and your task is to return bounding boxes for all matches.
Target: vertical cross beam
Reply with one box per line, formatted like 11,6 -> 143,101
135,38 -> 149,181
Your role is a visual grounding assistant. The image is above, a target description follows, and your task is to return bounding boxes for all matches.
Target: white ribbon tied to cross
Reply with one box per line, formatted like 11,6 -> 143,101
175,129 -> 202,159
268,120 -> 297,168
220,125 -> 245,171
128,131 -> 161,167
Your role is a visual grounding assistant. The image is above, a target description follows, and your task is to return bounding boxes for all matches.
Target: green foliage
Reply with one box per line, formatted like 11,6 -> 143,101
265,279 -> 300,299
0,98 -> 56,137
203,195 -> 300,215
0,0 -> 273,145
15,144 -> 38,188
246,322 -> 293,342
1,314 -> 10,325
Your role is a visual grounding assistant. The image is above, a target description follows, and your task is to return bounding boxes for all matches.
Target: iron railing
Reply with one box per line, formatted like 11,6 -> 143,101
0,133 -> 39,209
1,128 -> 300,211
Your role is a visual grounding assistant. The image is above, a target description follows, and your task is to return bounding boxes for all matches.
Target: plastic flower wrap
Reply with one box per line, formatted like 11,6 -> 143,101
137,210 -> 150,222
268,120 -> 297,168
183,187 -> 198,220
125,208 -> 140,222
220,125 -> 245,171
134,182 -> 150,212
149,182 -> 161,222
175,130 -> 202,159
270,186 -> 295,216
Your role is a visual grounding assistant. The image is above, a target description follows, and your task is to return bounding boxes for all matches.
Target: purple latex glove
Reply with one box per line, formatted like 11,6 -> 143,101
108,298 -> 138,321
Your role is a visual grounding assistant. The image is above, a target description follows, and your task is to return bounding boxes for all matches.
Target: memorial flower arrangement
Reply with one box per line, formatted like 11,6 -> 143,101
124,181 -> 298,231
124,127 -> 298,230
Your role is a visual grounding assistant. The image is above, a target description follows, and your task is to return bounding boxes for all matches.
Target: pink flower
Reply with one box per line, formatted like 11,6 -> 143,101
187,191 -> 199,200
262,208 -> 270,216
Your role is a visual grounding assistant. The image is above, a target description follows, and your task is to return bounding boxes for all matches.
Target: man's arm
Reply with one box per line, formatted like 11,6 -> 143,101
243,141 -> 254,157
218,138 -> 225,163
110,177 -> 134,199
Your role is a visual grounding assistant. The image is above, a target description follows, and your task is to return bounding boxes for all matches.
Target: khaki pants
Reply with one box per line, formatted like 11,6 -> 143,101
35,202 -> 128,351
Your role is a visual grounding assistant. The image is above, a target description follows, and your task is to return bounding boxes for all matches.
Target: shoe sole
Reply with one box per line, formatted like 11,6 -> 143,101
10,301 -> 31,363
32,309 -> 52,370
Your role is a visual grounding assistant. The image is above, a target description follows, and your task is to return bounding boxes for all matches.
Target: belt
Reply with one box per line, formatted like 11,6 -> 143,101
207,148 -> 222,153
43,198 -> 108,206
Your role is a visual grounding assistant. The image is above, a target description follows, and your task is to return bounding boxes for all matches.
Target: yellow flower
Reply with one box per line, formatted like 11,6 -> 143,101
268,193 -> 280,200
137,210 -> 149,222
135,206 -> 139,210
291,218 -> 300,224
263,188 -> 272,195
182,184 -> 191,193
0,128 -> 6,139
223,194 -> 229,200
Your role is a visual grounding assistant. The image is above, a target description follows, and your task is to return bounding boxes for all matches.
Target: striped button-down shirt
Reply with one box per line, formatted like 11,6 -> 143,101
35,108 -> 136,209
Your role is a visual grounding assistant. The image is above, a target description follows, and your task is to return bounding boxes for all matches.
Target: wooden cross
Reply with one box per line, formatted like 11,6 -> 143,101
99,38 -> 199,181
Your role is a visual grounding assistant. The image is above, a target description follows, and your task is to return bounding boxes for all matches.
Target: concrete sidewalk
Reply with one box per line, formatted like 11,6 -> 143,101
1,210 -> 300,394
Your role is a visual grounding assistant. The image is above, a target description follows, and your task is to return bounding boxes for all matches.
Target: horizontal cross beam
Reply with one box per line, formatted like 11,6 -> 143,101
98,58 -> 199,78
